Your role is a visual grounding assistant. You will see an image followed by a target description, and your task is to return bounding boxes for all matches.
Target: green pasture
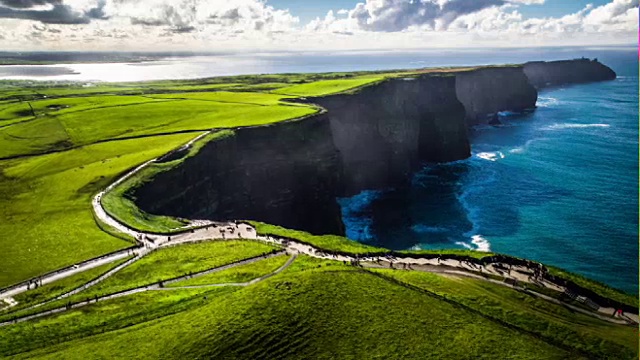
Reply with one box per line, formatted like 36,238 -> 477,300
4,256 -> 629,359
66,240 -> 279,299
0,133 -> 195,288
169,254 -> 291,286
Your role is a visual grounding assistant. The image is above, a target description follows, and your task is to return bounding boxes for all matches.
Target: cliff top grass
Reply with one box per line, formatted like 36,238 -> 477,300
0,133 -> 196,288
1,255 -> 636,359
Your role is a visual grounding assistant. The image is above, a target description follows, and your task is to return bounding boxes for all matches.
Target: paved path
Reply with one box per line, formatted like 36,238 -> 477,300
0,253 -> 296,327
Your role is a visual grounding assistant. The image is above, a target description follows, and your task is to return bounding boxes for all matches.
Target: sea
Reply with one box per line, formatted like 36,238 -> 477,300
1,47 -> 637,294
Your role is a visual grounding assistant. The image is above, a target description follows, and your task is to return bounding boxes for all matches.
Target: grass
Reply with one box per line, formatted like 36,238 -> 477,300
69,240 -> 280,298
0,94 -> 315,158
2,257 -> 133,314
60,100 -> 315,145
272,76 -> 384,97
2,255 -> 600,359
1,287 -> 237,357
251,221 -> 495,260
369,269 -> 638,359
399,248 -> 495,260
169,254 -> 291,286
0,133 -> 196,288
0,240 -> 281,322
146,91 -> 295,106
250,221 -> 387,254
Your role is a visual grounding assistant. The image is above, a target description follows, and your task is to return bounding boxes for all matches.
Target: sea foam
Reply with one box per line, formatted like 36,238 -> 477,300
542,123 -> 610,130
476,151 -> 505,161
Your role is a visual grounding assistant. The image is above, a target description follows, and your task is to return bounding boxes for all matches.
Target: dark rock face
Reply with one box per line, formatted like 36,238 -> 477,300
312,75 -> 469,195
456,66 -> 538,125
134,117 -> 347,235
523,59 -> 616,89
132,61 -> 617,237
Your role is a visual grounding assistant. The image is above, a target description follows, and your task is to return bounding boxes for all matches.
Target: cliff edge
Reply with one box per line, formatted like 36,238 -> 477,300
524,58 -> 616,89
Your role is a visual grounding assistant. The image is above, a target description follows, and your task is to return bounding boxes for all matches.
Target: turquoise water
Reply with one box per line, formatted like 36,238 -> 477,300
340,52 -> 639,294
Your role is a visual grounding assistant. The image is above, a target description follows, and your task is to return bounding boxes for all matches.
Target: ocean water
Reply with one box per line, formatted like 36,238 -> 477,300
0,46 -> 634,82
340,51 -> 639,294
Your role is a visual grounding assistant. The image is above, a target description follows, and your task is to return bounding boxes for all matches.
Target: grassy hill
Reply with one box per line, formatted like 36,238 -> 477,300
0,69 -> 637,359
1,255 -> 636,359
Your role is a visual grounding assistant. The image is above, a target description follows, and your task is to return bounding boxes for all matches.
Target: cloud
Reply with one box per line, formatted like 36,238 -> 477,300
449,0 -> 638,34
107,0 -> 298,34
0,0 -> 106,24
345,0 -> 513,32
0,0 -> 62,9
0,0 -> 636,52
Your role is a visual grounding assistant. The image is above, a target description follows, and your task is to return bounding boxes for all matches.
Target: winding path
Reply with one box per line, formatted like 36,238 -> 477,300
0,130 -> 637,328
0,253 -> 296,327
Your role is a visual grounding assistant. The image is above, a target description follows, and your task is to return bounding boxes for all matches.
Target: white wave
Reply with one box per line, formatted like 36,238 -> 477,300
476,151 -> 505,162
471,235 -> 491,252
541,123 -> 610,131
537,96 -> 559,108
509,138 -> 548,154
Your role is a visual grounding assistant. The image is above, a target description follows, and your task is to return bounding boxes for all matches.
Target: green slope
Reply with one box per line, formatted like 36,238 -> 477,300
2,256 -> 635,359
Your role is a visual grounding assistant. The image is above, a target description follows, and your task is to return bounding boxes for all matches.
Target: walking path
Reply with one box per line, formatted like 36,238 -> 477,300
0,253 -> 296,327
1,134 -> 637,327
2,218 -> 637,326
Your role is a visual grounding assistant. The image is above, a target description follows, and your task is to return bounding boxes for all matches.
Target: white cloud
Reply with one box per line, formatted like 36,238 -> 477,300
0,0 -> 636,51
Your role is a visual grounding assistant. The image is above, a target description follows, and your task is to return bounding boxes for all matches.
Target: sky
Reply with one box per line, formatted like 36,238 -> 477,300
0,0 -> 637,51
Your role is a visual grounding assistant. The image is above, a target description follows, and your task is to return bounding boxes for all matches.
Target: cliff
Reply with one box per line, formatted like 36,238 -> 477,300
134,117 -> 346,235
131,60 -> 617,236
524,59 -> 616,89
311,75 -> 469,195
456,66 -> 537,125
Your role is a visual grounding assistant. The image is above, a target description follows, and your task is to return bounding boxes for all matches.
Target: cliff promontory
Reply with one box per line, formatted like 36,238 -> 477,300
132,60 -> 617,236
524,59 -> 616,89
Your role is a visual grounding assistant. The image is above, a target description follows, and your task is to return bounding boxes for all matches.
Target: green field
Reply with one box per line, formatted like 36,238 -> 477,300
1,256 -> 635,359
6,257 -> 132,313
71,240 -> 280,298
272,76 -> 383,96
250,222 -> 388,254
169,254 -> 291,286
0,134 -> 196,288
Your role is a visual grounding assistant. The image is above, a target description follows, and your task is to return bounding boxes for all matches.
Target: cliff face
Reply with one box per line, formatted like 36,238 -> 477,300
312,75 -> 469,195
456,66 -> 538,125
523,59 -> 616,89
134,117 -> 347,235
